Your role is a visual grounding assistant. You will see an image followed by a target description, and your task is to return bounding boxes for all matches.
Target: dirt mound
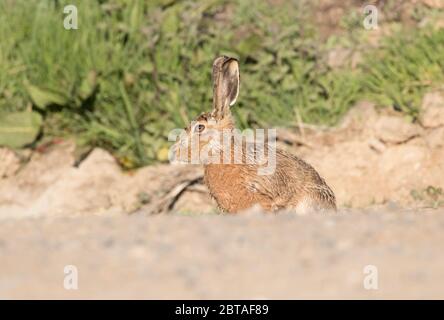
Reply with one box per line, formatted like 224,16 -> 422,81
292,97 -> 444,208
1,96 -> 444,218
0,143 -> 209,218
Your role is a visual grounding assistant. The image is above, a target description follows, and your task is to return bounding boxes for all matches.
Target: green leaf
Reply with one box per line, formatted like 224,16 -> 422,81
161,6 -> 180,35
129,0 -> 142,34
235,34 -> 263,58
78,71 -> 98,101
0,111 -> 43,148
24,83 -> 68,109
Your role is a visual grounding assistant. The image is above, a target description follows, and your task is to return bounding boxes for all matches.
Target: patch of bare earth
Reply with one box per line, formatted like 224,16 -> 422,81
287,94 -> 444,209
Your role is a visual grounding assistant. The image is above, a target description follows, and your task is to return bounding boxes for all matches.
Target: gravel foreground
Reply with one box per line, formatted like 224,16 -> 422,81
1,208 -> 443,299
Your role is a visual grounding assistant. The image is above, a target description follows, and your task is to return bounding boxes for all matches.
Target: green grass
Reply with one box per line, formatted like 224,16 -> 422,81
0,0 -> 443,168
361,29 -> 444,119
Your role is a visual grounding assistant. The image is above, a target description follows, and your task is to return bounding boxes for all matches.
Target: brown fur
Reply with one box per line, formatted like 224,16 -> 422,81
204,147 -> 336,213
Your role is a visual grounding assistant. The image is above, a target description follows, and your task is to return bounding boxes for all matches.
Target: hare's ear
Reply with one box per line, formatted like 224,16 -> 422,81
212,56 -> 240,119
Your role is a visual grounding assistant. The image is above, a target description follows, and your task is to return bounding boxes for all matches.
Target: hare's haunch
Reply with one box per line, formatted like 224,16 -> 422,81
173,56 -> 336,213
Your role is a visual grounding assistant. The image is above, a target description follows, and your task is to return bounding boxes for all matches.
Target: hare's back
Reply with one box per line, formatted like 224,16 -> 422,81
274,149 -> 336,211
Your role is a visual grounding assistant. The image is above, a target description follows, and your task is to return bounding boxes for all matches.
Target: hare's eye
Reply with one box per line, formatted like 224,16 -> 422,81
194,124 -> 205,133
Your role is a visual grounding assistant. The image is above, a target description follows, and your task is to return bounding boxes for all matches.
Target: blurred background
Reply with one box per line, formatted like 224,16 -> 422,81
2,0 -> 444,300
1,0 -> 444,168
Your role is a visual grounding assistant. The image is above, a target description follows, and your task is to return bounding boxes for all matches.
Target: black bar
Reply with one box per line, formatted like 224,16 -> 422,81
0,300 -> 441,318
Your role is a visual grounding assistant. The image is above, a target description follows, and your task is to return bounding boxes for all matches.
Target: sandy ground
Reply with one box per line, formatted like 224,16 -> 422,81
1,207 -> 444,299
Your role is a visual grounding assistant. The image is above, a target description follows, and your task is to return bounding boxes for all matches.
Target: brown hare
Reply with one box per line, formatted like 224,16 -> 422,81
171,56 -> 336,214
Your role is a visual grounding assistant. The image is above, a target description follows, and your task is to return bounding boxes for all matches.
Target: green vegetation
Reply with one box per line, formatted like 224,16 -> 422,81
0,0 -> 443,168
411,186 -> 444,208
362,29 -> 444,119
